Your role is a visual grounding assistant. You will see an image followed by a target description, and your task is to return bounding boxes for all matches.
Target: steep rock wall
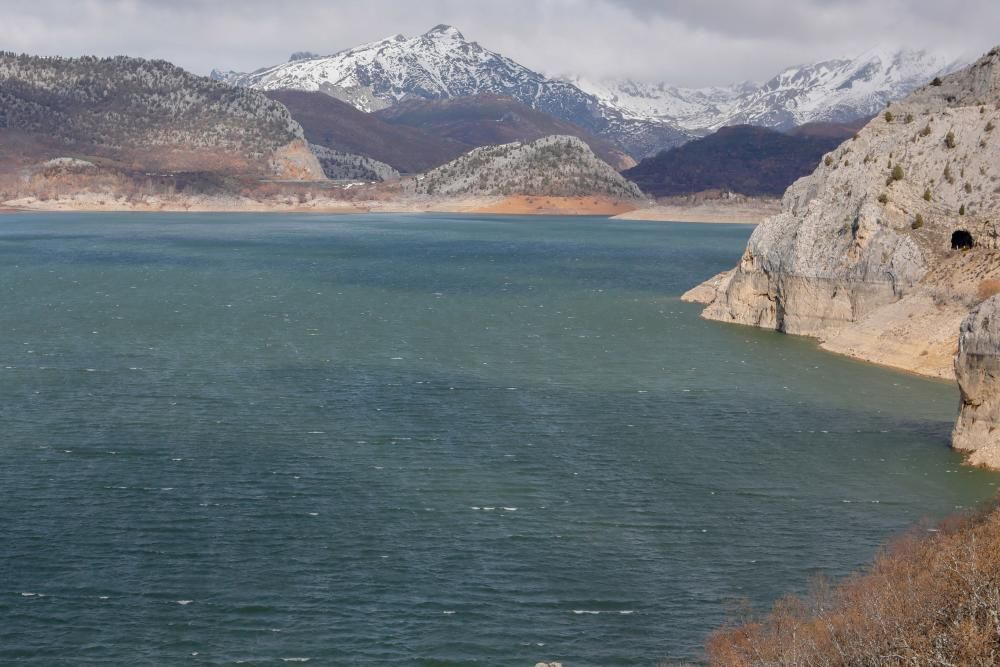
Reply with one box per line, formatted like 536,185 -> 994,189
953,295 -> 1000,467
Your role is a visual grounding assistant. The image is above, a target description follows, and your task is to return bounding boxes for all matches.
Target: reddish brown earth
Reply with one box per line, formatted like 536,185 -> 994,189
472,196 -> 639,216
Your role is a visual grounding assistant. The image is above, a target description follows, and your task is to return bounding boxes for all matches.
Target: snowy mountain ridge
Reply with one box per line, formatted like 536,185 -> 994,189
211,25 -> 692,158
572,48 -> 964,131
214,27 -> 964,158
214,26 -> 496,113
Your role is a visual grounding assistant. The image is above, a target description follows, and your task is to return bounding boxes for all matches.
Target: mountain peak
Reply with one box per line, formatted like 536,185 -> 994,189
424,24 -> 464,39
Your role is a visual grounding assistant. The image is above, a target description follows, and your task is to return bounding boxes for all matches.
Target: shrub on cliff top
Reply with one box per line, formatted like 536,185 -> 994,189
706,501 -> 1000,666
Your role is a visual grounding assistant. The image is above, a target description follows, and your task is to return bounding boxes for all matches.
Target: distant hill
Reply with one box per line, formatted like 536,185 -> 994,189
0,53 -> 322,180
375,94 -> 636,170
406,135 -> 643,199
265,90 -> 467,174
623,123 -> 859,198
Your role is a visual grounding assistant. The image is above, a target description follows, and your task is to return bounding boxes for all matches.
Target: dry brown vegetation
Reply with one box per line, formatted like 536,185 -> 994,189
978,279 -> 1000,300
707,501 -> 1000,666
471,195 -> 638,216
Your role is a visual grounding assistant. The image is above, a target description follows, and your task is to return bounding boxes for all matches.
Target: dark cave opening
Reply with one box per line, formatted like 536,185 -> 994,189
952,230 -> 975,250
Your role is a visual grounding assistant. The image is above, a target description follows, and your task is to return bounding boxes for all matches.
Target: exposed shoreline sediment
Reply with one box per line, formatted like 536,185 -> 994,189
2,194 -> 783,223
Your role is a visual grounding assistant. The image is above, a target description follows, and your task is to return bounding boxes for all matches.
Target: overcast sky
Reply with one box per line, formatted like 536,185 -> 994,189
2,0 -> 998,86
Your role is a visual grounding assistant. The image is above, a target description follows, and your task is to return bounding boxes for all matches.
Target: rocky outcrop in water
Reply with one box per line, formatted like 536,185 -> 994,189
953,295 -> 1000,467
687,47 -> 1000,380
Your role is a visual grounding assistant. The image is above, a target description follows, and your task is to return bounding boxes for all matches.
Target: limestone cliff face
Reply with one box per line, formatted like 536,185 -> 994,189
702,197 -> 926,336
953,296 -> 1000,467
269,139 -> 326,181
308,144 -> 399,182
691,47 -> 1000,379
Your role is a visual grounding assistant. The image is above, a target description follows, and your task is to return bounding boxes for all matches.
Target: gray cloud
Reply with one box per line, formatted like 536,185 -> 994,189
1,0 -> 997,86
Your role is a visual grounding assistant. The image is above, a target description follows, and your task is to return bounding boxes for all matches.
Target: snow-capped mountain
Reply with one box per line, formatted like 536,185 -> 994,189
217,26 -> 502,113
566,78 -> 754,128
211,25 -> 691,159
573,48 -> 964,132
214,27 -> 963,160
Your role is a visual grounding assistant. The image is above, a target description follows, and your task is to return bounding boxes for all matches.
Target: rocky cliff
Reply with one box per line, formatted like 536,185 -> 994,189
687,47 -> 1000,380
309,145 -> 399,182
953,295 -> 1000,467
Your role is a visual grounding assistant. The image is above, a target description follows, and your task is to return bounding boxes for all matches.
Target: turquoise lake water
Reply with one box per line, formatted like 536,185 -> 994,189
0,212 -> 996,665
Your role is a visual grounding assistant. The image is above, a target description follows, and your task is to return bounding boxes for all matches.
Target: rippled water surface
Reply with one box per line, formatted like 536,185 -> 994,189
1,212 -> 996,665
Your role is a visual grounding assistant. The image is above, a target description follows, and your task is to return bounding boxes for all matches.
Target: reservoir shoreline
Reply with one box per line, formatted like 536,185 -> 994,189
2,194 -> 772,223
